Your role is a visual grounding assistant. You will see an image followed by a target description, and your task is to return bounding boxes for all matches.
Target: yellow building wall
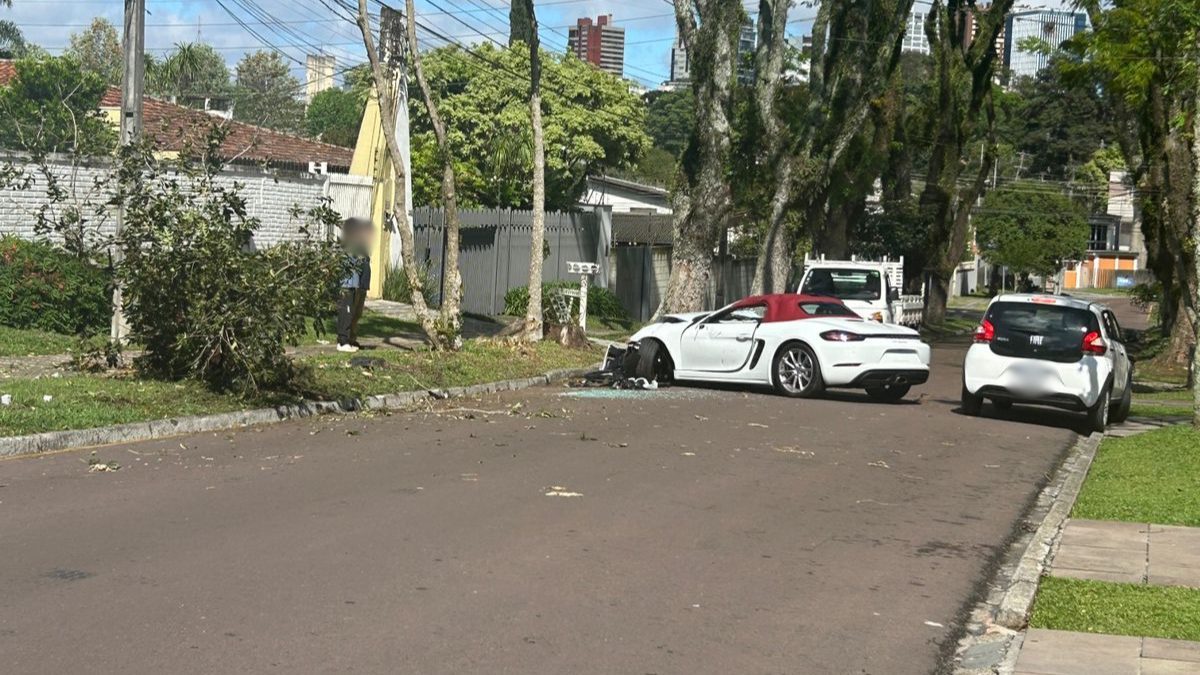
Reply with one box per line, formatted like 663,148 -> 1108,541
348,91 -> 395,300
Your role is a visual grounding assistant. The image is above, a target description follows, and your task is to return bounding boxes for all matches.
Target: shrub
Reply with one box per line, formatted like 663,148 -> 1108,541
0,235 -> 110,335
382,261 -> 439,306
503,281 -> 629,324
115,137 -> 346,395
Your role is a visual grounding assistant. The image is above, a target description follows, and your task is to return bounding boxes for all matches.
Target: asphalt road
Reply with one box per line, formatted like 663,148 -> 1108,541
0,332 -> 1101,675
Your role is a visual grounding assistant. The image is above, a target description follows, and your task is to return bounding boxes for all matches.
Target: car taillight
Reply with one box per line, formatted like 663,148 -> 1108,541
821,330 -> 865,342
973,319 -> 994,343
1083,331 -> 1107,355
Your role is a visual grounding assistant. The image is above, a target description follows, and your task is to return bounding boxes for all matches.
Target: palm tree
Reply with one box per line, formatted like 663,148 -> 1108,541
0,0 -> 29,59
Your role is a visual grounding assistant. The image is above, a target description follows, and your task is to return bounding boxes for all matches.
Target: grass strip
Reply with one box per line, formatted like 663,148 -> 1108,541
1030,576 -> 1200,642
1072,426 -> 1200,526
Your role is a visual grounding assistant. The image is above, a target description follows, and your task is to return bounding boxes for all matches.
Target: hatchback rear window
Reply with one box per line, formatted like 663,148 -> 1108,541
986,302 -> 1099,363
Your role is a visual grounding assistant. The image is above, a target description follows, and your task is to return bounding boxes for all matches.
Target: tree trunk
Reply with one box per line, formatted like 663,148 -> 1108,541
658,0 -> 740,315
520,0 -> 547,341
404,0 -> 462,349
751,158 -> 795,294
748,0 -> 791,295
1191,53 -> 1200,427
354,0 -> 449,349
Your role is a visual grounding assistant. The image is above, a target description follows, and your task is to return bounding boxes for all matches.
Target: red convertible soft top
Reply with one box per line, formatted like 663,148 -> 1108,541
730,293 -> 854,323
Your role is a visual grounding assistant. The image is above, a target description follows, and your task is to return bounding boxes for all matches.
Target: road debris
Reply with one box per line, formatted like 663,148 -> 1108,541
923,621 -> 944,628
747,422 -> 769,429
867,460 -> 891,469
544,486 -> 583,497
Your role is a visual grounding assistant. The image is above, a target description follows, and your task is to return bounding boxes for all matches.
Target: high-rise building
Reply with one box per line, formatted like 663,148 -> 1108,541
669,37 -> 689,85
305,54 -> 336,104
902,10 -> 930,54
567,15 -> 626,77
737,20 -> 758,84
1003,9 -> 1088,81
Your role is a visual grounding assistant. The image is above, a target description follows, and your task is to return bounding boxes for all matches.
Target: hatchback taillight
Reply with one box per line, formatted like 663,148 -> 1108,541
1083,330 -> 1107,355
973,319 -> 994,343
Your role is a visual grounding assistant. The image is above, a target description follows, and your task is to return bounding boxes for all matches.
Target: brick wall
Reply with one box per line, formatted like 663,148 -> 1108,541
0,155 -> 333,249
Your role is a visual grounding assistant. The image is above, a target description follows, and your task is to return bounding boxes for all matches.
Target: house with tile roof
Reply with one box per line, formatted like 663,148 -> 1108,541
0,60 -> 353,173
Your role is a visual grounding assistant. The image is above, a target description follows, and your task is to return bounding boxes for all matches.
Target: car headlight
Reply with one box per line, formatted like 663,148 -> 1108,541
871,312 -> 884,322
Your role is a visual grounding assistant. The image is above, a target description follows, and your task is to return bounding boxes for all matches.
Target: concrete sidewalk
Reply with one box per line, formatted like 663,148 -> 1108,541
1051,519 -> 1200,587
1015,629 -> 1200,674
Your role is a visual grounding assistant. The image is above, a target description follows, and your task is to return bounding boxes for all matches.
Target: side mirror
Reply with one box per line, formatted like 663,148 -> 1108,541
889,289 -> 901,302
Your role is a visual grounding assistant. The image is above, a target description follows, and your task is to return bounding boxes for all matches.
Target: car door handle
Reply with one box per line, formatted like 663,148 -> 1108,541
735,336 -> 752,342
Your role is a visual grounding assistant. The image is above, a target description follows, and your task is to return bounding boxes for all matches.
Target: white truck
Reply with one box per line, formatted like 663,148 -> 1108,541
796,255 -> 924,327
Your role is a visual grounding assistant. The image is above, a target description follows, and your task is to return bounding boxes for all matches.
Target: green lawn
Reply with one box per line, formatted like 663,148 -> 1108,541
0,375 -> 243,437
0,326 -> 79,357
1134,389 -> 1192,402
1129,403 -> 1194,420
302,311 -> 423,345
297,340 -> 601,400
1072,426 -> 1200,526
1030,577 -> 1200,642
0,340 -> 601,438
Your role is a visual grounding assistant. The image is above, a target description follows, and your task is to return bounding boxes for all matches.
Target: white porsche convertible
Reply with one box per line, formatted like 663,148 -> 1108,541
625,294 -> 932,401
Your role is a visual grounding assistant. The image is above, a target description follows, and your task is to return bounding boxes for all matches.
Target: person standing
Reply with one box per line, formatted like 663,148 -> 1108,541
337,218 -> 373,353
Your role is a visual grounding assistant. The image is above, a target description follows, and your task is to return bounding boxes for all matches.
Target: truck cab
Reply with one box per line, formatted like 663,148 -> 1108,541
798,258 -> 916,325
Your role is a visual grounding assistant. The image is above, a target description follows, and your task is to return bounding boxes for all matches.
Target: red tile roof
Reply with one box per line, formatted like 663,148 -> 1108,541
0,61 -> 353,171
101,88 -> 353,171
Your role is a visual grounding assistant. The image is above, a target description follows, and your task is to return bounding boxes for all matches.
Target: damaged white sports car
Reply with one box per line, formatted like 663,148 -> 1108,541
625,294 -> 932,401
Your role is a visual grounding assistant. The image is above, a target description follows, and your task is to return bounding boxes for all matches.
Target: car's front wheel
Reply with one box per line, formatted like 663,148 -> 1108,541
1086,386 -> 1111,433
773,342 -> 824,398
866,383 -> 911,403
635,339 -> 673,382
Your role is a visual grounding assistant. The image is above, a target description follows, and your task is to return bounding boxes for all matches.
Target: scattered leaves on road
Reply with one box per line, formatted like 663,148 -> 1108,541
544,486 -> 583,497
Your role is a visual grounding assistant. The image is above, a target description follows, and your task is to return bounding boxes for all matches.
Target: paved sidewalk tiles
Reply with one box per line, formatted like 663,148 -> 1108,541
1015,629 -> 1200,675
1049,519 -> 1200,589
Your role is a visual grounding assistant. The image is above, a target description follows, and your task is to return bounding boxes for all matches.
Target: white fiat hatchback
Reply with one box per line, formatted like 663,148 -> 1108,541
961,294 -> 1133,432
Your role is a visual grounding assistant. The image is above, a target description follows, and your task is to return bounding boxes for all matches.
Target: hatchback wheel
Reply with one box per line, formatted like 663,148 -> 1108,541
1087,387 -> 1111,433
774,343 -> 824,398
961,384 -> 983,416
866,383 -> 911,403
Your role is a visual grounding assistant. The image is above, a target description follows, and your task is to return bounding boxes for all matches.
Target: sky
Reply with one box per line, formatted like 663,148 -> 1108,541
6,0 -> 1070,89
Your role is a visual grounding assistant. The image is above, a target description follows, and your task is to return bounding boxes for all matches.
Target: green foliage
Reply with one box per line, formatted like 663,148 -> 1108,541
0,236 -> 110,336
381,261 -> 438,306
305,87 -> 364,147
503,282 -> 629,324
114,135 -> 346,395
623,146 -> 677,188
0,55 -> 116,156
852,198 -> 932,289
644,88 -> 695,158
0,0 -> 27,59
411,43 -> 650,210
232,50 -> 304,133
975,183 -> 1089,278
1073,426 -> 1200,526
147,42 -> 231,107
66,17 -> 121,84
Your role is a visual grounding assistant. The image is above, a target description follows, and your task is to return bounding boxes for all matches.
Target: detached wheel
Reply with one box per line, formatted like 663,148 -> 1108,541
866,383 -> 911,403
1110,375 -> 1132,424
1087,386 -> 1111,433
635,340 -> 673,382
773,342 -> 824,398
961,384 -> 983,416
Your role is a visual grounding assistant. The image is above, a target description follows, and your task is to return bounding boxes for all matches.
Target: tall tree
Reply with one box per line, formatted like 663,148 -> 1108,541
518,0 -> 547,341
919,0 -> 1014,325
305,87 -> 364,147
404,0 -> 464,347
0,0 -> 27,59
1077,0 -> 1199,390
0,55 -> 115,156
751,0 -> 915,293
232,50 -> 304,132
66,17 -> 122,84
974,184 -> 1089,281
659,0 -> 742,314
353,1 -> 455,349
147,42 -> 231,106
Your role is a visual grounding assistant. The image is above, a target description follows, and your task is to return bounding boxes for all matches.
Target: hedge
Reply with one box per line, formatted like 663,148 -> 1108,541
0,236 -> 111,336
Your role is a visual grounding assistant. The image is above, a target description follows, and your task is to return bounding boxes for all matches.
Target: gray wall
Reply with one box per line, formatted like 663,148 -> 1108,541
0,154 -> 331,249
611,245 -> 757,322
411,207 -> 610,316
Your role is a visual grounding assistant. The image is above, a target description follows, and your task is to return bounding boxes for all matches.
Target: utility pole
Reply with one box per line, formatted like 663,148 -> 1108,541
112,0 -> 145,342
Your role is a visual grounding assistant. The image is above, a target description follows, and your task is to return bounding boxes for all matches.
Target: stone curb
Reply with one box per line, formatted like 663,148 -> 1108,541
0,367 -> 592,460
950,431 -> 1104,675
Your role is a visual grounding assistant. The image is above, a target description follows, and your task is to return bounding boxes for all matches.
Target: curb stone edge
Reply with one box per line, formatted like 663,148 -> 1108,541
950,431 -> 1104,675
0,367 -> 592,460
